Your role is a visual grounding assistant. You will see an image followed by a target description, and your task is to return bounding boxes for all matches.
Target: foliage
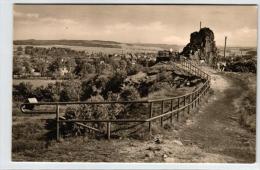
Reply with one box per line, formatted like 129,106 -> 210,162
23,61 -> 32,74
120,85 -> 140,101
61,95 -> 110,137
75,60 -> 96,77
13,82 -> 61,102
60,81 -> 81,102
48,57 -> 63,72
13,82 -> 34,101
13,58 -> 24,75
127,64 -> 143,76
14,46 -> 157,79
104,71 -> 127,95
17,46 -> 23,52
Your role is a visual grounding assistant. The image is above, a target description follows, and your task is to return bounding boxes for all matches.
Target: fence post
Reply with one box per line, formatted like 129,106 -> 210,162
189,63 -> 191,75
56,105 -> 60,141
170,99 -> 173,124
192,93 -> 194,109
195,91 -> 197,107
177,98 -> 180,121
149,102 -> 153,134
188,95 -> 190,114
107,122 -> 111,140
183,96 -> 186,114
198,90 -> 200,105
160,100 -> 164,127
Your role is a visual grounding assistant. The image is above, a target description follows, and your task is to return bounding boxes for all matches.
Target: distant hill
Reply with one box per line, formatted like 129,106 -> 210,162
13,39 -> 182,51
13,39 -> 122,48
132,43 -> 182,51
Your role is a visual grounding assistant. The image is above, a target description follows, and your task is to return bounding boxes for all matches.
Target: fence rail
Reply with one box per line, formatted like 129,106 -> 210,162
20,60 -> 211,140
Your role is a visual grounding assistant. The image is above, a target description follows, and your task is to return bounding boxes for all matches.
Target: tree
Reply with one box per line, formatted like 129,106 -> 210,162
81,63 -> 95,76
118,60 -> 127,70
24,46 -> 33,55
80,79 -> 95,101
34,83 -> 60,102
60,81 -> 81,102
48,57 -> 63,73
35,59 -> 48,76
23,60 -> 32,75
74,59 -> 95,77
17,46 -> 23,52
13,82 -> 34,101
127,63 -> 143,76
65,58 -> 76,73
120,85 -> 140,101
118,85 -> 141,118
104,71 -> 127,95
13,58 -> 24,75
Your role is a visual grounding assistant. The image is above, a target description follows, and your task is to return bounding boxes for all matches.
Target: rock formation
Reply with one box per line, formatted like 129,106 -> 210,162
181,27 -> 217,65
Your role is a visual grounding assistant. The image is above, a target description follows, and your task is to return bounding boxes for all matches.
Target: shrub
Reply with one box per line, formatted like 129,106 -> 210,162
120,85 -> 140,101
118,85 -> 141,118
60,81 -> 81,102
80,76 -> 109,101
104,71 -> 127,95
58,95 -> 110,137
127,64 -> 143,76
13,82 -> 34,101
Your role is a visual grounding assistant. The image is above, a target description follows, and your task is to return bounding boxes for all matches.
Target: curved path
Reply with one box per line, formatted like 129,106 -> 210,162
172,66 -> 256,163
118,66 -> 255,163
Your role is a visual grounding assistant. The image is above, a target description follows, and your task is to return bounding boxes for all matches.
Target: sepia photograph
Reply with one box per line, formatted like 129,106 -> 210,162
12,4 -> 257,163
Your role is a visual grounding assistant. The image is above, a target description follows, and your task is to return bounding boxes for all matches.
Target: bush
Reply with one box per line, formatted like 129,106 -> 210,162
81,79 -> 95,100
58,95 -> 110,137
120,85 -> 140,101
127,64 -> 143,76
60,81 -> 81,102
13,82 -> 34,101
103,71 -> 127,95
81,76 -> 109,101
149,82 -> 171,93
118,85 -> 142,118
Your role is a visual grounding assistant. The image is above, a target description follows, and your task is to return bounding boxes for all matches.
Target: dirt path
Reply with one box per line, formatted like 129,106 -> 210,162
169,67 -> 256,163
117,67 -> 255,163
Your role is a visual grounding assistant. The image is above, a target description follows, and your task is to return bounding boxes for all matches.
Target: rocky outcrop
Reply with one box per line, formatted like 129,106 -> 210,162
181,27 -> 217,65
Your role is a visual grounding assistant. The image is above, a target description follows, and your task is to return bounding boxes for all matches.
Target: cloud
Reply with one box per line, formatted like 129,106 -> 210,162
40,17 -> 78,25
102,21 -> 173,43
13,5 -> 257,47
214,27 -> 257,47
162,35 -> 188,45
14,9 -> 77,26
235,27 -> 257,34
14,11 -> 39,19
104,21 -> 166,33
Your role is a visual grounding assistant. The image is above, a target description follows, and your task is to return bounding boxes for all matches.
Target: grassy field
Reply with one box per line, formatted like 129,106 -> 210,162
14,44 -> 162,54
13,39 -> 183,54
13,79 -> 62,88
224,72 -> 256,132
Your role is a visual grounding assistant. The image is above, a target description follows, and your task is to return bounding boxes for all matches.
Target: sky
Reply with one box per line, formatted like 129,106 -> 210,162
13,5 -> 258,47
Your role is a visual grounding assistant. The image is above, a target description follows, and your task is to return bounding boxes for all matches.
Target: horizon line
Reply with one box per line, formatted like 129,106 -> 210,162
13,39 -> 257,48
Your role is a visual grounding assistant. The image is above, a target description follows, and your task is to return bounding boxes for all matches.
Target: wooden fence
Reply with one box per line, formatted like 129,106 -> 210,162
20,60 -> 211,140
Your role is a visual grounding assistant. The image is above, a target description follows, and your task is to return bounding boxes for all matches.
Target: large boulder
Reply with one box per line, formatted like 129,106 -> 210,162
181,27 -> 217,65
